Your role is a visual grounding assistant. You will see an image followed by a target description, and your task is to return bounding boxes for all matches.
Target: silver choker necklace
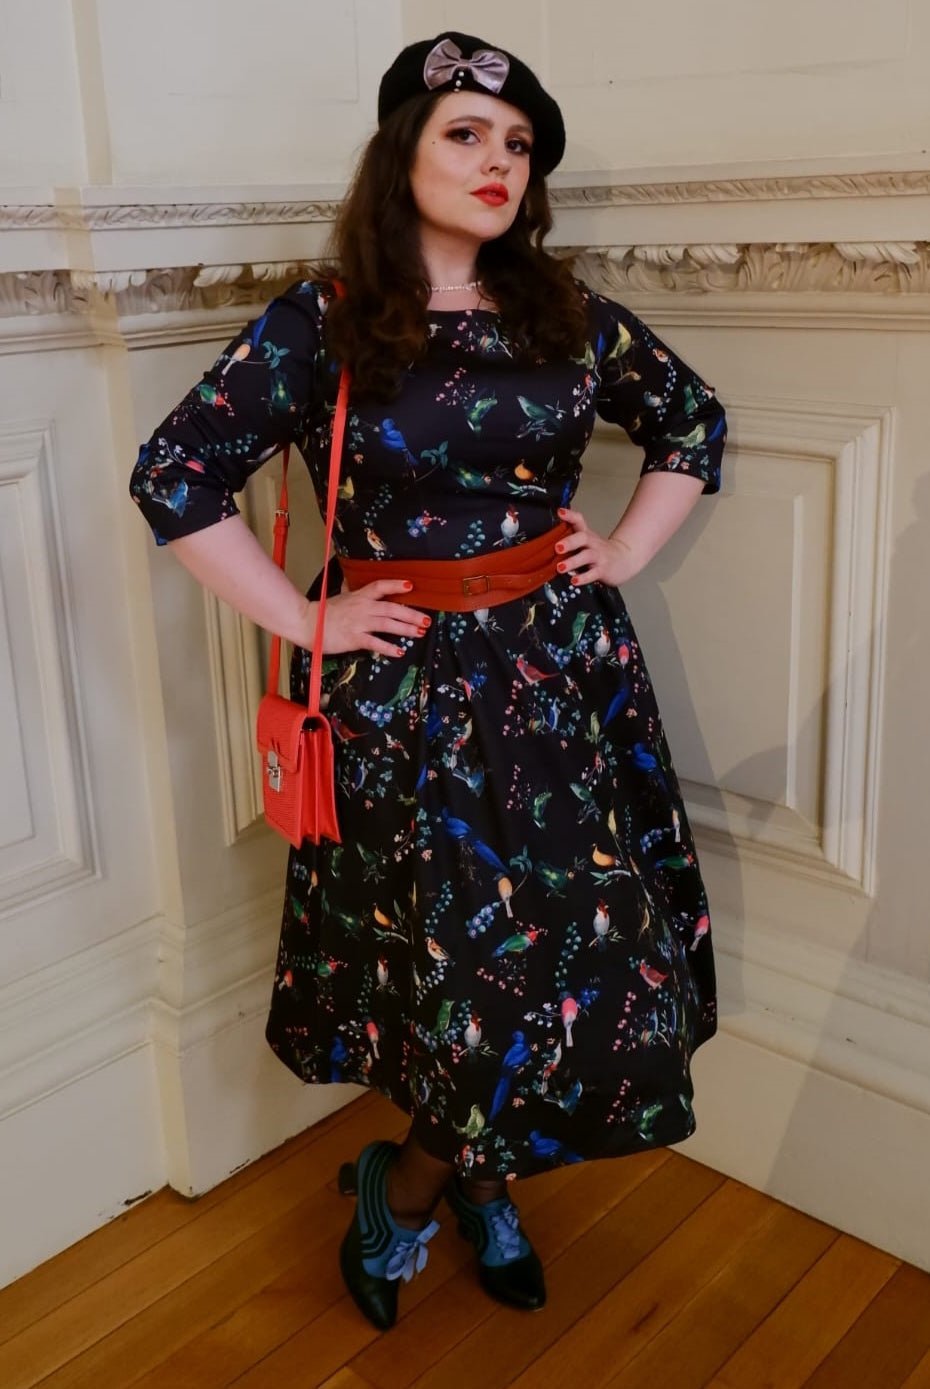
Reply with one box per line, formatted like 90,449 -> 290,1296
429,279 -> 480,293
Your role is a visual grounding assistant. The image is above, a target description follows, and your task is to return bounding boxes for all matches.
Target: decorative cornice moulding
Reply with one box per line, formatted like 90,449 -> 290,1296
0,271 -> 76,316
5,243 -> 930,345
548,170 -> 930,208
5,170 -> 930,232
571,242 -> 930,295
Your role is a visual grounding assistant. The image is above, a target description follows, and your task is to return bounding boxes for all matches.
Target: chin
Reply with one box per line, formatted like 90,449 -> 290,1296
463,207 -> 518,240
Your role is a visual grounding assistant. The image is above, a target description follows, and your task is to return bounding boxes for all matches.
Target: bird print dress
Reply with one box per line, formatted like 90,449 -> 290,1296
130,278 -> 727,1181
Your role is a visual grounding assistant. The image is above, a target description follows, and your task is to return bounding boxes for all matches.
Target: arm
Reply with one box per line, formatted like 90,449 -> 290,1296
169,515 -> 318,647
557,293 -> 726,587
558,473 -> 704,588
130,283 -> 429,656
168,515 -> 427,657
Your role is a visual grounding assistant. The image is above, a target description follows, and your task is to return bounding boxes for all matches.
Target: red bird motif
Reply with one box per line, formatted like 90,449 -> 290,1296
639,961 -> 668,990
515,655 -> 559,685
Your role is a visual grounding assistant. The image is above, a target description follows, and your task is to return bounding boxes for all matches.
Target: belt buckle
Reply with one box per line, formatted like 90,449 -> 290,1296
462,574 -> 491,597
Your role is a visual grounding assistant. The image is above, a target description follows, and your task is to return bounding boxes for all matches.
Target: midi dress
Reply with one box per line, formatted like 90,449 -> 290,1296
130,278 -> 727,1182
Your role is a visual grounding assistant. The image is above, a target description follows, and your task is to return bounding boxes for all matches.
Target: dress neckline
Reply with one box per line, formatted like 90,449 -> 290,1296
427,307 -> 500,317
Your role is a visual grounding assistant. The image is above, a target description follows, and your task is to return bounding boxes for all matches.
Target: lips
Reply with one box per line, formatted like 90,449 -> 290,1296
471,185 -> 509,207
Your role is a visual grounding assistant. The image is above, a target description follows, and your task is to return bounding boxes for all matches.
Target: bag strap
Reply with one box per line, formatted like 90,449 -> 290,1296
266,280 -> 350,716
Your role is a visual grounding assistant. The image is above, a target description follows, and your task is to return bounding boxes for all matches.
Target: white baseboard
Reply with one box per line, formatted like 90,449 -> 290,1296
151,1004 -> 358,1198
0,1046 -> 164,1289
680,1025 -> 930,1275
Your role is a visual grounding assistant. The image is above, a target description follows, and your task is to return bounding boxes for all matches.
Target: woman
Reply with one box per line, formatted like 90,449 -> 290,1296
131,31 -> 726,1332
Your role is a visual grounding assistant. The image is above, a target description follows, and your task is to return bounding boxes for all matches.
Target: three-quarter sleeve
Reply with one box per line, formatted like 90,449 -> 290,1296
590,292 -> 726,494
129,280 -> 331,544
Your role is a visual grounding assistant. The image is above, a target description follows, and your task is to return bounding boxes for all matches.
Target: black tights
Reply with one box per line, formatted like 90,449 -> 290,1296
385,1129 -> 507,1230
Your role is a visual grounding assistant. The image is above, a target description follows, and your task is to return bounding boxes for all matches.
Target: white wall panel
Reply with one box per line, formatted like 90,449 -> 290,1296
95,0 -> 403,185
0,425 -> 95,909
0,0 -> 85,187
0,351 -> 158,982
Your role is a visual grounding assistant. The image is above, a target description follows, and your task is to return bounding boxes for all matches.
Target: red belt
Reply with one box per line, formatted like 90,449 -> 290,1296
339,521 -> 571,612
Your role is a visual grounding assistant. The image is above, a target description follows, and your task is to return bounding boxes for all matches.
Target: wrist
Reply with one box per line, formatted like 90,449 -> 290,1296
608,528 -> 648,568
287,596 -> 318,648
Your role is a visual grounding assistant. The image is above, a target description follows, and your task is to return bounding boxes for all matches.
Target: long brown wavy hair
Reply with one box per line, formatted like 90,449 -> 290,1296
312,91 -> 589,401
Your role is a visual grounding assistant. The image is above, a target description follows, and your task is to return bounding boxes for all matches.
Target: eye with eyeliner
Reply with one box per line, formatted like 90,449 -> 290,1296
446,126 -> 532,155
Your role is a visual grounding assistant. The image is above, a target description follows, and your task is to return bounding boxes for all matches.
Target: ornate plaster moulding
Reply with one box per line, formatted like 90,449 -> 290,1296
569,242 -> 930,295
0,271 -> 75,316
66,262 -> 314,317
548,170 -> 930,207
0,200 -> 340,232
5,243 -> 930,344
4,170 -> 930,231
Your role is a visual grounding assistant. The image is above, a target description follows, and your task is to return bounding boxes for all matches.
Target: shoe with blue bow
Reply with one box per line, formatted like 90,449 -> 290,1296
445,1175 -> 547,1309
338,1139 -> 441,1330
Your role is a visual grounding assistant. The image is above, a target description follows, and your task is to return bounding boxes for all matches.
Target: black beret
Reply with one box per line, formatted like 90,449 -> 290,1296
378,31 -> 566,175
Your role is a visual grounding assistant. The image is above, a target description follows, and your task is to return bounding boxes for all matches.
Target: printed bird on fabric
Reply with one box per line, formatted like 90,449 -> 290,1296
488,1030 -> 533,1121
528,1130 -> 584,1164
493,927 -> 540,958
439,809 -> 510,878
516,655 -> 560,686
466,394 -> 498,432
454,1104 -> 487,1138
516,396 -> 565,439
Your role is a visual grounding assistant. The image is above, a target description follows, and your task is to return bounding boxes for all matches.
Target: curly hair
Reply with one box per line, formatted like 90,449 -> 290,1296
312,91 -> 589,400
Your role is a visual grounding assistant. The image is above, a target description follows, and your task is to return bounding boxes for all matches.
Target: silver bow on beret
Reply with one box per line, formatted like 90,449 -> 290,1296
422,37 -> 510,95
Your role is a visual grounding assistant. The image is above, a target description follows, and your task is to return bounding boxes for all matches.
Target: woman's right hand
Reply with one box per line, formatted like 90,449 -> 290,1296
310,579 -> 431,657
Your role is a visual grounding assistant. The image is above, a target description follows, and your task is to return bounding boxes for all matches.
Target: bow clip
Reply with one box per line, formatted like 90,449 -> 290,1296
423,38 -> 510,96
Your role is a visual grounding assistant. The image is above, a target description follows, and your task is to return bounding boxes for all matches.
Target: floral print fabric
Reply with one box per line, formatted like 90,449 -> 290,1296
131,280 -> 726,1180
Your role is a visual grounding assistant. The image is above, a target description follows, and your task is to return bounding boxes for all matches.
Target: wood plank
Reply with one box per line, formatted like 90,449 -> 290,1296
497,1177 -> 779,1389
0,1091 -> 372,1348
0,1097 -> 404,1389
319,1371 -> 376,1389
801,1264 -> 930,1388
708,1233 -> 899,1389
353,1147 -> 677,1389
606,1201 -> 838,1388
901,1346 -> 930,1387
408,1153 -> 725,1389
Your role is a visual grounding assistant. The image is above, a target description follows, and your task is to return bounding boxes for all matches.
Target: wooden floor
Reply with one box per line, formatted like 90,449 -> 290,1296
3,1091 -> 930,1389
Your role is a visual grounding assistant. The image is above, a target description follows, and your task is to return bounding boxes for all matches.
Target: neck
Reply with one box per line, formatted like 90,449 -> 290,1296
419,226 -> 480,293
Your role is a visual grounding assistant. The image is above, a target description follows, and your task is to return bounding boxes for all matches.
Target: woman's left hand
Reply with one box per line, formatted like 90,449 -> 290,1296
555,506 -> 645,588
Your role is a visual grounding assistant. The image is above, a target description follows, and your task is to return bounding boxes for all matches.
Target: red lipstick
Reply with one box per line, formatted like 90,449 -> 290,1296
471,183 -> 509,207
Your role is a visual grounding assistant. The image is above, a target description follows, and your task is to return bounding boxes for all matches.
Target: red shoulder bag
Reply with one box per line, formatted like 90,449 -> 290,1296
255,354 -> 350,850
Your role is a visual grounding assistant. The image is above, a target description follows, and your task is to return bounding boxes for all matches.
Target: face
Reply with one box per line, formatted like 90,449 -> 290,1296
409,90 -> 534,245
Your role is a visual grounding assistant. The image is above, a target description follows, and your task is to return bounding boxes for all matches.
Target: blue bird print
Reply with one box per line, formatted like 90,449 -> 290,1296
631,742 -> 668,789
528,1130 -> 584,1163
470,837 -> 509,876
488,1029 -> 532,1121
381,418 -> 416,466
545,1076 -> 584,1114
158,480 -> 189,516
602,686 -> 629,727
440,808 -> 473,840
329,1035 -> 348,1082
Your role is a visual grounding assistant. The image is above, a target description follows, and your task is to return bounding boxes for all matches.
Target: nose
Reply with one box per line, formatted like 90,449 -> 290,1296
482,141 -> 511,177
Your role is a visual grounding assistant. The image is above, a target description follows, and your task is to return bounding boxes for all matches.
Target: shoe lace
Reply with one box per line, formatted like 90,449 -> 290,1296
488,1201 -> 524,1262
385,1217 -> 441,1283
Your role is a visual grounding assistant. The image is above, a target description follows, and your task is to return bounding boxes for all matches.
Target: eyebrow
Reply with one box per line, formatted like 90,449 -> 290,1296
444,113 -> 534,139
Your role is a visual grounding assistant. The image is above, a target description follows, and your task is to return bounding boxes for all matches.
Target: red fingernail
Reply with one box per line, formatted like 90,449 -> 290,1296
403,581 -> 413,591
555,543 -> 564,553
557,561 -> 566,572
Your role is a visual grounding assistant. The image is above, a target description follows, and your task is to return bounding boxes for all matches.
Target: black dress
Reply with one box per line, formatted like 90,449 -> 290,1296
131,279 -> 727,1181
